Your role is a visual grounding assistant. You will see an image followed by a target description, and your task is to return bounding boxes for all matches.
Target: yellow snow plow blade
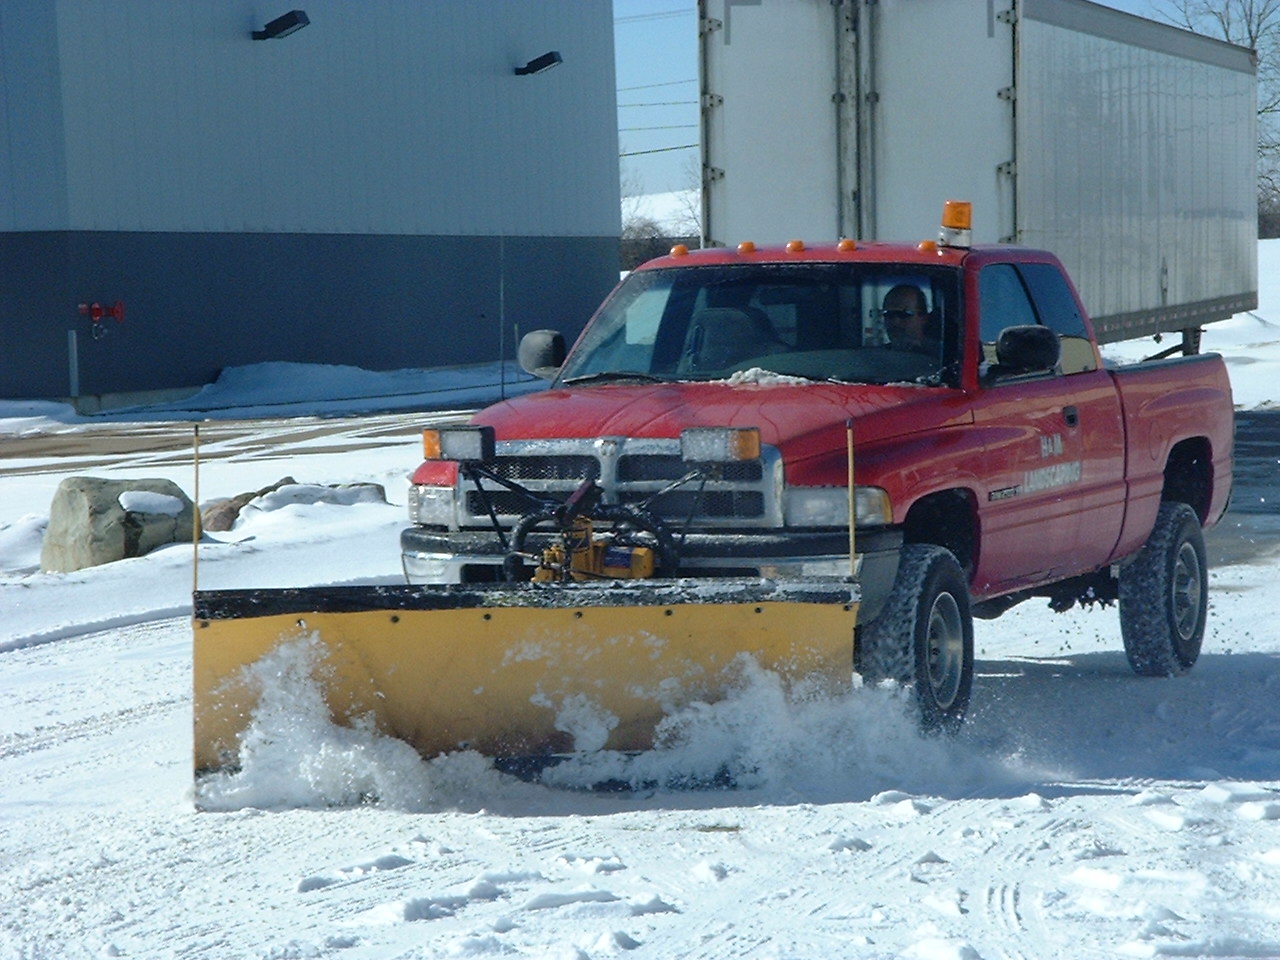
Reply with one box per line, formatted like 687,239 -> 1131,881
193,580 -> 858,773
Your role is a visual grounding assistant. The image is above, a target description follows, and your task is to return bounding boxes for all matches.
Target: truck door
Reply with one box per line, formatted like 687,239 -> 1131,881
969,262 -> 1124,595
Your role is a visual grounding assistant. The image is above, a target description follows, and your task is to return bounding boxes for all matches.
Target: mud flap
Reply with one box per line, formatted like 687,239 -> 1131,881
193,579 -> 858,773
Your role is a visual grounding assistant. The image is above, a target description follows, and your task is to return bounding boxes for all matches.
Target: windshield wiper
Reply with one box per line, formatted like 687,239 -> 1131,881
562,370 -> 667,385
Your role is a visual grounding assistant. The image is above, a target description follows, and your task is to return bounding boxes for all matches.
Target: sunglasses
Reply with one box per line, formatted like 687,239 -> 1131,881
879,309 -> 923,321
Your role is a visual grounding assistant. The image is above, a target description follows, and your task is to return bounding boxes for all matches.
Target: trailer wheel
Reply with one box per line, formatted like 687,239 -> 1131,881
1119,502 -> 1207,676
855,544 -> 973,731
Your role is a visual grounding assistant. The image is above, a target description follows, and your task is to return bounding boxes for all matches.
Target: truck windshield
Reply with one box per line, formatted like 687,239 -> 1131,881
559,263 -> 963,386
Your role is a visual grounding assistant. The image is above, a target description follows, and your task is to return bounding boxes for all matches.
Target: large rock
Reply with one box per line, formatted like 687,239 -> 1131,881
200,476 -> 296,533
198,477 -> 387,532
41,476 -> 197,573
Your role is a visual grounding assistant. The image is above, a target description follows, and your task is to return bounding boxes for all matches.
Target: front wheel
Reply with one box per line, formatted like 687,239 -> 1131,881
1119,501 -> 1207,676
855,544 -> 974,731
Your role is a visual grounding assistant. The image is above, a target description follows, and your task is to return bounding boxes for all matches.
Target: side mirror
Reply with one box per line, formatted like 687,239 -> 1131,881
517,329 -> 566,380
991,325 -> 1060,377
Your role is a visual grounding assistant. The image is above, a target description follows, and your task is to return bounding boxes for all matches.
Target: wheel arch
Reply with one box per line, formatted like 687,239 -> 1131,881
902,487 -> 979,578
1163,436 -> 1213,523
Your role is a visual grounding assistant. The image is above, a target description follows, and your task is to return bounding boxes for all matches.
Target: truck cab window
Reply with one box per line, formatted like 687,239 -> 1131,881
559,263 -> 961,386
1017,262 -> 1097,374
979,263 -> 1051,376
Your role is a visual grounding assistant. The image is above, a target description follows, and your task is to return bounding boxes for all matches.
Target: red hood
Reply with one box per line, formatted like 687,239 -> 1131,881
475,381 -> 969,456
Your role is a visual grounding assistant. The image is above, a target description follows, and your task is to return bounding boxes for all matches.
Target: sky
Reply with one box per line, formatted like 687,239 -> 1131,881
613,0 -> 1167,196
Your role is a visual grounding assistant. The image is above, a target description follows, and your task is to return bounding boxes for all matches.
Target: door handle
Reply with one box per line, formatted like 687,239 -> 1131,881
1063,405 -> 1079,427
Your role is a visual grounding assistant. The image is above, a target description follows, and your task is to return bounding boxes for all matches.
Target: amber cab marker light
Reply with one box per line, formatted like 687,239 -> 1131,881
738,241 -> 756,254
670,243 -> 689,257
837,238 -> 857,252
786,239 -> 805,253
917,239 -> 940,254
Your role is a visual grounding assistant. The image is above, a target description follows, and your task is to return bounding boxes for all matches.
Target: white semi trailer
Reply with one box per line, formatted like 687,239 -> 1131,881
699,0 -> 1257,350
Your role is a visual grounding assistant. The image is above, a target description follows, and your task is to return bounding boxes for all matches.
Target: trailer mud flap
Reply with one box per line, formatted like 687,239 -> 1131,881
193,580 -> 858,773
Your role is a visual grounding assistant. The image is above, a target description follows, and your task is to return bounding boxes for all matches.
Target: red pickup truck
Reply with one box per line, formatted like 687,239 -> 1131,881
401,223 -> 1233,729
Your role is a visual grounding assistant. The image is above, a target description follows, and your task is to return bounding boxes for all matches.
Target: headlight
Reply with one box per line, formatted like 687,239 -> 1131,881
784,486 -> 892,528
681,427 -> 761,463
407,484 -> 456,527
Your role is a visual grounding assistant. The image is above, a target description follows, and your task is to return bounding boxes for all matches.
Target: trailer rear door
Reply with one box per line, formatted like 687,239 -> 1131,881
699,0 -> 844,246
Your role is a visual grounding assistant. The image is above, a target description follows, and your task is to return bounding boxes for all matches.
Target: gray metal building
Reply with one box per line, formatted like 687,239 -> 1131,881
0,1 -> 620,402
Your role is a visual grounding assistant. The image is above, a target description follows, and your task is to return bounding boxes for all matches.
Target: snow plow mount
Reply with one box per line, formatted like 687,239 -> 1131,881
443,424 -> 746,584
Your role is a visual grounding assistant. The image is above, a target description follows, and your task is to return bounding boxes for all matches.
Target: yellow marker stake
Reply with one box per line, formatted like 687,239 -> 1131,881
192,424 -> 201,594
846,419 -> 856,579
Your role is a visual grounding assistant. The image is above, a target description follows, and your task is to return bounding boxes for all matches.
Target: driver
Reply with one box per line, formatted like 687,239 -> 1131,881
881,285 -> 936,354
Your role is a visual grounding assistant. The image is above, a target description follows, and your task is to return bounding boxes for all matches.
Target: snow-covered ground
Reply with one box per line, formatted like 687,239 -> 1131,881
2,247 -> 1280,959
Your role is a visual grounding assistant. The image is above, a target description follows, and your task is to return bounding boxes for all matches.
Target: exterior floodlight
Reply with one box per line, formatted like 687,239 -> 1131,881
514,51 -> 563,76
252,10 -> 310,40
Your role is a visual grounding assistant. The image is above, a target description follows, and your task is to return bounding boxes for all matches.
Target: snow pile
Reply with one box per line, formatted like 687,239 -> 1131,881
720,367 -> 812,386
195,635 -> 440,811
0,514 -> 47,574
117,491 -> 185,516
196,641 -> 1028,809
542,659 -> 1023,799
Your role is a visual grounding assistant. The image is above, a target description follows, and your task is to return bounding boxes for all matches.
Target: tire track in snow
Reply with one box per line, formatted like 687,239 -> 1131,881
974,813 -> 1084,960
0,605 -> 193,654
0,695 -> 187,761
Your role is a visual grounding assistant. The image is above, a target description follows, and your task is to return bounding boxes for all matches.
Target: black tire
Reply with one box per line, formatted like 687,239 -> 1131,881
855,544 -> 974,731
1119,501 -> 1207,676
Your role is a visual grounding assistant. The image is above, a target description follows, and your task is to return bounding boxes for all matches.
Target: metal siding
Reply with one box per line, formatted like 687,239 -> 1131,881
0,2 -> 68,229
1016,11 -> 1256,334
47,0 -> 618,237
0,230 -> 618,399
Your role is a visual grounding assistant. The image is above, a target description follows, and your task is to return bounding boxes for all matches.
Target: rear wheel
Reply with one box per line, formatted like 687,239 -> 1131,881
1119,501 -> 1207,676
856,544 -> 974,731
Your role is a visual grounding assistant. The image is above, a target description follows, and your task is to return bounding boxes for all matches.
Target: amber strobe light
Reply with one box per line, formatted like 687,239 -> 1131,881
940,200 -> 973,248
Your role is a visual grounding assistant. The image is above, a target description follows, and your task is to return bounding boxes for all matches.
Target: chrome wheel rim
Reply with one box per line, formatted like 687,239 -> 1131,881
926,591 -> 965,711
1172,540 -> 1203,641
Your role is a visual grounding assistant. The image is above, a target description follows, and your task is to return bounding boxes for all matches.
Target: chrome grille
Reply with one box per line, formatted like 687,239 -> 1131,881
456,437 -> 782,529
488,455 -> 599,482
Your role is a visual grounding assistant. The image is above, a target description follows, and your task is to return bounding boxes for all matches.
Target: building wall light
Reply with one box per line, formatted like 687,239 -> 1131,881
252,10 -> 310,40
514,51 -> 562,76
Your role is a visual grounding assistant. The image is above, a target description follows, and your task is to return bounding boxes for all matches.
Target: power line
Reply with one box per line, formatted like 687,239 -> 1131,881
615,10 -> 692,24
620,144 -> 698,157
618,100 -> 698,107
621,124 -> 699,131
618,79 -> 698,92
